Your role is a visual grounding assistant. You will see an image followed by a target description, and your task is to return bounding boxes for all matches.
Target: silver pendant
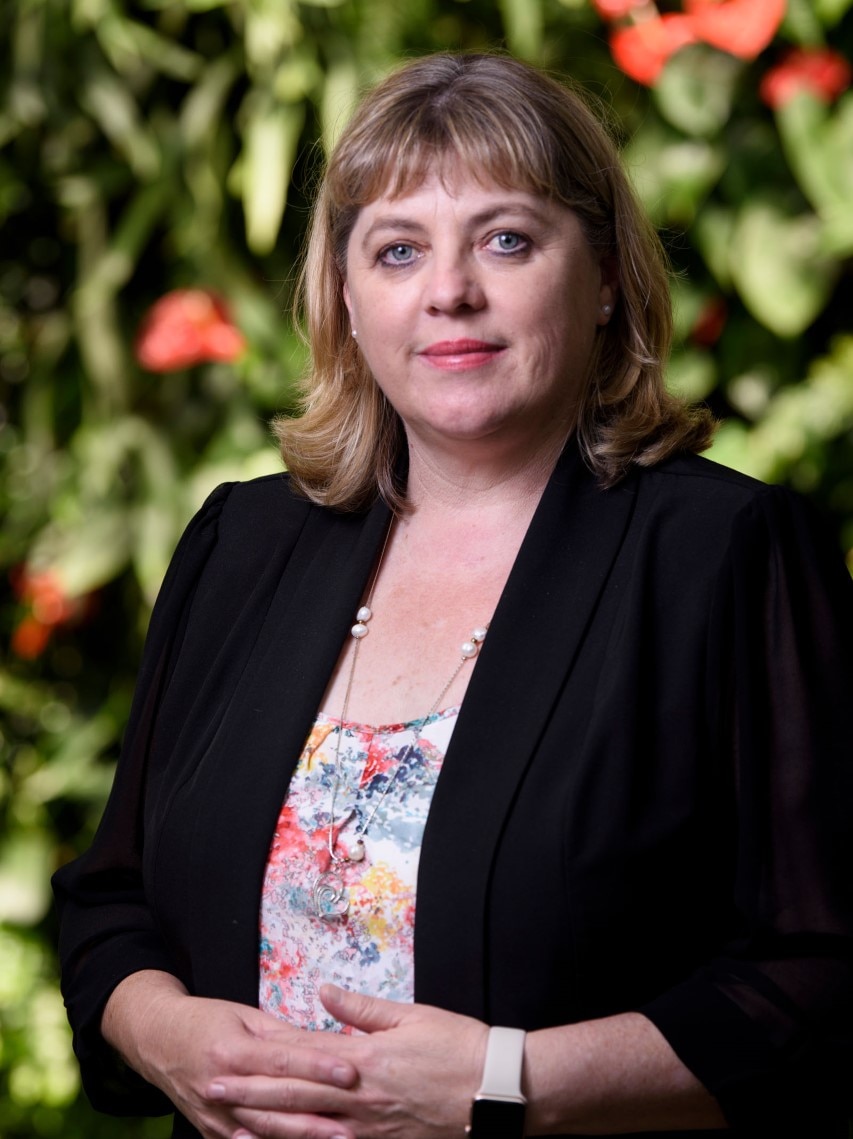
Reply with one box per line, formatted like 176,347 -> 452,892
313,870 -> 349,920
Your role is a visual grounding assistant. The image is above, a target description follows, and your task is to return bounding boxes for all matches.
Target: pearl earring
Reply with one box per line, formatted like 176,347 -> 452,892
351,328 -> 358,338
602,304 -> 613,316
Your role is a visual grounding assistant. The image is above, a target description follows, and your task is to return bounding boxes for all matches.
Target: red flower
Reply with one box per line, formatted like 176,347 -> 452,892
592,0 -> 650,19
135,290 -> 246,373
610,13 -> 698,86
690,297 -> 728,348
760,47 -> 852,108
604,0 -> 787,85
683,0 -> 786,60
9,568 -> 84,660
11,616 -> 53,660
12,568 -> 77,625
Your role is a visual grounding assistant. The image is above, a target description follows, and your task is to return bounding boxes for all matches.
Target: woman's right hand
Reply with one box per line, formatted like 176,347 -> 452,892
101,970 -> 358,1139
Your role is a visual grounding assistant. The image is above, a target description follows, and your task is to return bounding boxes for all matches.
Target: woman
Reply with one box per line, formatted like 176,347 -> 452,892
54,53 -> 853,1139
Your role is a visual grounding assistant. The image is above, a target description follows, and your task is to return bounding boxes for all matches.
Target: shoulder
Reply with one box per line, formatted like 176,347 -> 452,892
633,450 -> 807,537
634,451 -> 851,601
190,471 -> 326,562
154,472 -> 342,621
640,450 -> 775,507
206,470 -> 310,529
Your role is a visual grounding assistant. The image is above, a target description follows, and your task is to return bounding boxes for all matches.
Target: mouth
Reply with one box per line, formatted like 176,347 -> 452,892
418,339 -> 506,371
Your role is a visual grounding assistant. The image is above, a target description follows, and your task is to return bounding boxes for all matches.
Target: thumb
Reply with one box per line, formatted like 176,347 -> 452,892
320,984 -> 409,1033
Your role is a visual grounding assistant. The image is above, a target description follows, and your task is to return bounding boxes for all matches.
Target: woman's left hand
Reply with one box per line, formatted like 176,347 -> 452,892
223,985 -> 489,1139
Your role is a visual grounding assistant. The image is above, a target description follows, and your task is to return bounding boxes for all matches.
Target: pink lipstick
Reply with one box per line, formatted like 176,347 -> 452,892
418,339 -> 505,371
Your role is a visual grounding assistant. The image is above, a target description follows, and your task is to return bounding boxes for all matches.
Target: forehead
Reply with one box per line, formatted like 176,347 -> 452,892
349,164 -> 555,235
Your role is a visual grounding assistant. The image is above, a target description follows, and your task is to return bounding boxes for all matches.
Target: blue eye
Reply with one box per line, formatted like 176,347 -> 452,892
379,243 -> 416,265
490,232 -> 527,254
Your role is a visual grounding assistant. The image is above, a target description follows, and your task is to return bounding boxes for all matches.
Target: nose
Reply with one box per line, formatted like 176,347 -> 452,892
423,250 -> 485,314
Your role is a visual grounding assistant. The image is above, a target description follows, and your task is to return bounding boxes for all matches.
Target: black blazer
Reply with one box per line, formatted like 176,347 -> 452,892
54,442 -> 853,1137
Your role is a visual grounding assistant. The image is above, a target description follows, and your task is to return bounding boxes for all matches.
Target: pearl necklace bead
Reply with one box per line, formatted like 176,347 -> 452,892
351,604 -> 373,639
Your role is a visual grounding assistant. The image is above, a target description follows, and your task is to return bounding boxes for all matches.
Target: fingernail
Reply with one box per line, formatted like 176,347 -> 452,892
332,1064 -> 353,1086
207,1082 -> 226,1100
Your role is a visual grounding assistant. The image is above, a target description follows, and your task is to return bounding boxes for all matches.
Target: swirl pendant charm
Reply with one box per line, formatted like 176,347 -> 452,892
313,870 -> 349,920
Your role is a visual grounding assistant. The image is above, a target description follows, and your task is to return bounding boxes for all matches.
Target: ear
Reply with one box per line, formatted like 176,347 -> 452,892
342,280 -> 354,324
596,255 -> 619,325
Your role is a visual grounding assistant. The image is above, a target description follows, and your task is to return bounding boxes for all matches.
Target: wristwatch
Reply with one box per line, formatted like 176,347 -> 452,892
467,1025 -> 527,1138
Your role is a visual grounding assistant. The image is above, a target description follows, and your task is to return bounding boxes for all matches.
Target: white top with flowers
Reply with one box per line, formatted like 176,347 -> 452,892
258,708 -> 458,1031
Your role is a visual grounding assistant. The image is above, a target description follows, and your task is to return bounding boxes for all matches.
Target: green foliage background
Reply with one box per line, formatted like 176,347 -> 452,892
1,0 -> 852,1133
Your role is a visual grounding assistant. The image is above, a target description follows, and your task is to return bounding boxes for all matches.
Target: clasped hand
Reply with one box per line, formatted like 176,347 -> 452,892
190,986 -> 487,1139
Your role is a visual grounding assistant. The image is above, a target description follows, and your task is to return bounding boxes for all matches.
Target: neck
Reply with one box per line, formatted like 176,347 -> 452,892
402,428 -> 569,520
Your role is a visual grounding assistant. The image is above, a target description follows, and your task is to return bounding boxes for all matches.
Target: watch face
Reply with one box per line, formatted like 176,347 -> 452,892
469,1097 -> 526,1138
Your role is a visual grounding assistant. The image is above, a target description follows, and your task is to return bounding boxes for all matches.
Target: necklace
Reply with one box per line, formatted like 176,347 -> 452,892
312,523 -> 488,921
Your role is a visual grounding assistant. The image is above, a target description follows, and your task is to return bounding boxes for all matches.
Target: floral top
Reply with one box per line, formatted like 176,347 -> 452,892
259,708 -> 458,1031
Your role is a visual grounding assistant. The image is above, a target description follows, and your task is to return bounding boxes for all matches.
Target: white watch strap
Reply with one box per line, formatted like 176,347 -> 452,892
477,1026 -> 527,1101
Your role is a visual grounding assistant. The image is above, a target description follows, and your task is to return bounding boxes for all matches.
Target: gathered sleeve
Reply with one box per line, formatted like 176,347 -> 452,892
52,482 -> 235,1116
640,485 -> 853,1132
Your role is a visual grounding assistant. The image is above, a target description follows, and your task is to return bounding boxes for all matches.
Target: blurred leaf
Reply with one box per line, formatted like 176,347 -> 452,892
181,54 -> 241,149
775,91 -> 853,255
244,0 -> 302,74
242,100 -> 305,255
188,449 -> 283,509
666,348 -> 717,402
498,0 -> 543,60
273,52 -> 323,102
729,201 -> 839,336
79,70 -> 161,181
692,205 -> 736,289
624,127 -> 724,226
28,510 -> 132,597
813,0 -> 853,24
0,831 -> 52,924
709,336 -> 853,480
132,498 -> 190,606
654,46 -> 743,137
22,711 -> 119,805
321,55 -> 360,153
95,14 -> 204,82
79,181 -> 173,301
781,0 -> 826,44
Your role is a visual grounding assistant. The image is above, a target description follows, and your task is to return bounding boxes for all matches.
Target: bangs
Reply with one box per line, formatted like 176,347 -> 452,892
327,96 -> 561,213
349,143 -> 548,210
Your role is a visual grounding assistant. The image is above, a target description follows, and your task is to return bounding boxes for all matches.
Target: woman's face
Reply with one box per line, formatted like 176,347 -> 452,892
343,167 -> 617,455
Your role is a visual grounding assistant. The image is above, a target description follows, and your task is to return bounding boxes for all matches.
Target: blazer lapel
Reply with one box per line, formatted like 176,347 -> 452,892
414,444 -> 638,1019
187,493 -> 392,1006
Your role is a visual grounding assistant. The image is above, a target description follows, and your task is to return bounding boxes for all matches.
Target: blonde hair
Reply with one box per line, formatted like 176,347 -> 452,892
274,52 -> 715,511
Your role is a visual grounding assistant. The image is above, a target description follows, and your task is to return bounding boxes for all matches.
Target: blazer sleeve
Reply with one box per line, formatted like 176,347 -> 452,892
52,482 -> 235,1116
640,485 -> 853,1132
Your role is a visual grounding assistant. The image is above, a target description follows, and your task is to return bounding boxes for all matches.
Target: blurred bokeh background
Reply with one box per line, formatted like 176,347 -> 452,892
1,0 -> 851,1134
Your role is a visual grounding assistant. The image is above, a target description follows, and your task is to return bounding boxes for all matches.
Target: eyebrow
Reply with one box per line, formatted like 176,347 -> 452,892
359,202 -> 553,247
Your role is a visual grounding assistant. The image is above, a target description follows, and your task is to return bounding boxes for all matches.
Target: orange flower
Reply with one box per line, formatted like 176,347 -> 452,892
605,0 -> 787,85
135,290 -> 246,373
610,13 -> 699,86
11,616 -> 53,660
12,568 -> 77,625
760,47 -> 852,108
9,568 -> 84,660
683,0 -> 786,60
